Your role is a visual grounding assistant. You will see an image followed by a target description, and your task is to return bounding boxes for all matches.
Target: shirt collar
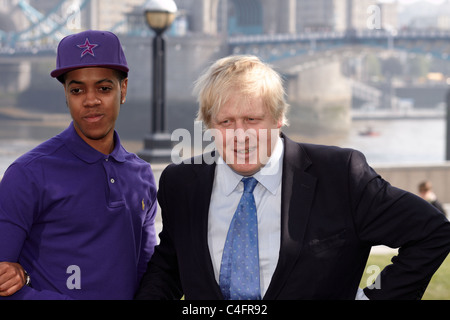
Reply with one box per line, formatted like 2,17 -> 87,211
216,136 -> 284,196
254,136 -> 284,195
60,122 -> 126,163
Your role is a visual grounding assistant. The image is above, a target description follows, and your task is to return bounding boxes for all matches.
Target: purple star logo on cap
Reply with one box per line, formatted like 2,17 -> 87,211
77,38 -> 98,58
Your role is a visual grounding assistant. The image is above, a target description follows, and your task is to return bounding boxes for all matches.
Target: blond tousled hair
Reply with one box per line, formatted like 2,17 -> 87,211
193,55 -> 289,128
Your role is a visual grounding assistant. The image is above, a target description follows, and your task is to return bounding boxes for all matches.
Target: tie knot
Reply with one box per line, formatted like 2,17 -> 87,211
242,177 -> 258,194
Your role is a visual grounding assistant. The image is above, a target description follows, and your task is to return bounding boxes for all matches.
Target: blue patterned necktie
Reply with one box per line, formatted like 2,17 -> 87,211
219,177 -> 261,300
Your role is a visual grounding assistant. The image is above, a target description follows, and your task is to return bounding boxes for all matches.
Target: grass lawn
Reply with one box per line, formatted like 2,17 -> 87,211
359,253 -> 450,300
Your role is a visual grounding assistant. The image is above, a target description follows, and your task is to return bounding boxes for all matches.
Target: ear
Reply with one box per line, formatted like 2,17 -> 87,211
276,117 -> 283,129
120,78 -> 128,104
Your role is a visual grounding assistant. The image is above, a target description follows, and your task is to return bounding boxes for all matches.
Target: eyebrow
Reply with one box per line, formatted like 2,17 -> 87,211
67,78 -> 115,86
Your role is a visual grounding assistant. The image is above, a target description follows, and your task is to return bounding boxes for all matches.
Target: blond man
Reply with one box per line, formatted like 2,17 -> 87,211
136,55 -> 450,300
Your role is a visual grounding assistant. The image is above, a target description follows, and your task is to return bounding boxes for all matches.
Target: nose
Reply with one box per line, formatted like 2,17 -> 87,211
233,119 -> 249,131
84,89 -> 100,107
233,121 -> 250,144
234,128 -> 247,143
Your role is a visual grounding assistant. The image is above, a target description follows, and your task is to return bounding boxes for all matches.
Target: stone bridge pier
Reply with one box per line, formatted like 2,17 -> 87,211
276,57 -> 352,135
0,62 -> 31,94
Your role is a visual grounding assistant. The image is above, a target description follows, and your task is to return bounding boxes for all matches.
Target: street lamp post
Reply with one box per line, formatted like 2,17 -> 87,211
138,0 -> 177,163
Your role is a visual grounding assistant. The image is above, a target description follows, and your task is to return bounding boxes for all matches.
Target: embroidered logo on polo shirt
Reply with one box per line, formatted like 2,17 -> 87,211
77,38 -> 98,58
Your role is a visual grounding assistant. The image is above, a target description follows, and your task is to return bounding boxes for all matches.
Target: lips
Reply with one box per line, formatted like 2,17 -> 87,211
83,113 -> 104,123
236,147 -> 257,154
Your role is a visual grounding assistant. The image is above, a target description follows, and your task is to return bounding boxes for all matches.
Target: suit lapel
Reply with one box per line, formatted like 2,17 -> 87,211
188,155 -> 224,298
264,134 -> 317,299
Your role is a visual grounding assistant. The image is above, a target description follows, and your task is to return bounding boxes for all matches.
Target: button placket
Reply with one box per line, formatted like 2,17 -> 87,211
103,158 -> 124,207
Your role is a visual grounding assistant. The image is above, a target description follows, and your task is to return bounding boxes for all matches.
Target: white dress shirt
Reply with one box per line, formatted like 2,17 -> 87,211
208,136 -> 284,297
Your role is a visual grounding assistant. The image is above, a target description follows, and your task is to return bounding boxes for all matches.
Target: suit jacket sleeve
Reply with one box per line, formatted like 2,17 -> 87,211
348,150 -> 450,299
135,166 -> 184,300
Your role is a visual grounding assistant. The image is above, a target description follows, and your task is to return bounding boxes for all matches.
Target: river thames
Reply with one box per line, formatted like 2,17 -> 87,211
0,116 -> 447,177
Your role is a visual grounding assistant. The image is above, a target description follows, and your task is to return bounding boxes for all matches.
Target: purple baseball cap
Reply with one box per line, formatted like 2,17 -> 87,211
51,30 -> 129,81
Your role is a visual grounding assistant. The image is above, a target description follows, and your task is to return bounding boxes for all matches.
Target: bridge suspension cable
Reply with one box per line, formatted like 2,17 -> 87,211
0,0 -> 89,53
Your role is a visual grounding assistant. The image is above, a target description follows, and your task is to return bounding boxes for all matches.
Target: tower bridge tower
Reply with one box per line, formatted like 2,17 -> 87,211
174,0 -> 297,35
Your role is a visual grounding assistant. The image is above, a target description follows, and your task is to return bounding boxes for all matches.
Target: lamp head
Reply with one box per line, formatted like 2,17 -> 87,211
144,0 -> 178,33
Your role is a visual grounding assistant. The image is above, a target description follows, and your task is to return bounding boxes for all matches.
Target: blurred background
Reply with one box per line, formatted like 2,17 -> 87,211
1,0 -> 450,204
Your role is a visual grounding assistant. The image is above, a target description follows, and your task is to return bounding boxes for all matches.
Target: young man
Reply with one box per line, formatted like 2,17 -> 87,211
135,55 -> 450,300
0,30 -> 158,299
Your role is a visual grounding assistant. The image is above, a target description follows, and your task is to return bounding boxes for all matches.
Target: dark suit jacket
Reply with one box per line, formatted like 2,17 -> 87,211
135,134 -> 450,300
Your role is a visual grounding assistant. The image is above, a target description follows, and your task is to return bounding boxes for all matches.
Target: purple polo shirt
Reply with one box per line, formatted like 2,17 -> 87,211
0,123 -> 157,299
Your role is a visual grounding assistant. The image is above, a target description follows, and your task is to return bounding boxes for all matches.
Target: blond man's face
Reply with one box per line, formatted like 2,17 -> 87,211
211,94 -> 282,176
